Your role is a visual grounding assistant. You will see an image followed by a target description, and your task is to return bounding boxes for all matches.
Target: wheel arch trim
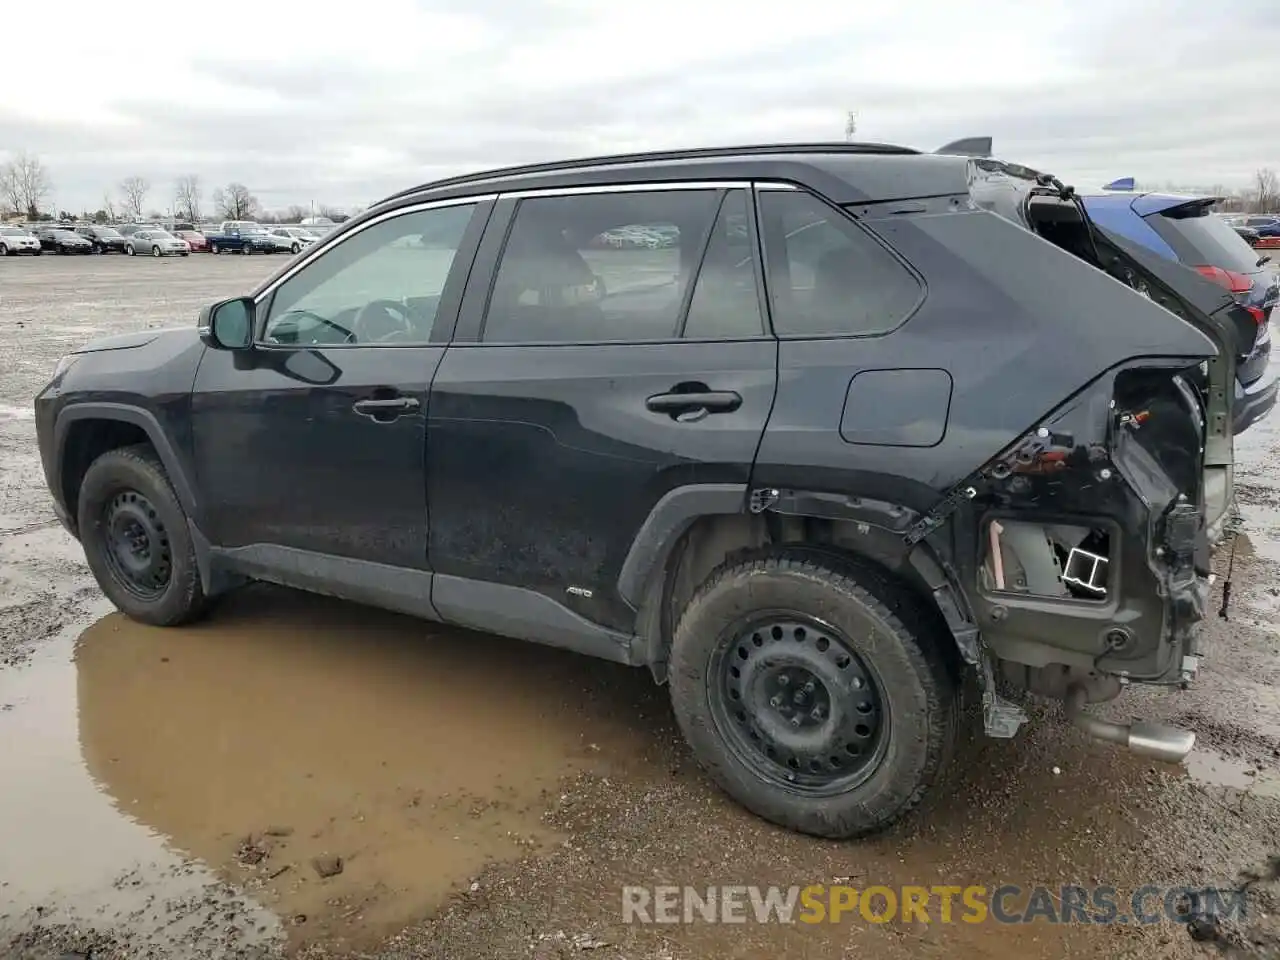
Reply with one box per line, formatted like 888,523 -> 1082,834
617,483 -> 749,608
54,403 -> 199,520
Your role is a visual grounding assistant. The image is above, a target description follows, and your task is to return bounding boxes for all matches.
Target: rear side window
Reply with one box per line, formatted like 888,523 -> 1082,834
682,189 -> 764,339
757,190 -> 921,338
1147,208 -> 1259,274
482,189 -> 720,343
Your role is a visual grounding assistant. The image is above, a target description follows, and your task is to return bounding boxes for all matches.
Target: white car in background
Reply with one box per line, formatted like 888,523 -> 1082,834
267,226 -> 321,254
0,226 -> 42,255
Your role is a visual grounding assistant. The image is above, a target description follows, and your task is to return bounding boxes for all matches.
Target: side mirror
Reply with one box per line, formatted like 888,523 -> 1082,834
199,297 -> 254,351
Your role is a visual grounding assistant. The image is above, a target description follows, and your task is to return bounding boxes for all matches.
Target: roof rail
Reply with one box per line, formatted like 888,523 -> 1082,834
378,141 -> 919,205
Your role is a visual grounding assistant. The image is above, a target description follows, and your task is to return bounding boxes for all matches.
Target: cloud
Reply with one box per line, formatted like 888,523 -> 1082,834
1,0 -> 1276,213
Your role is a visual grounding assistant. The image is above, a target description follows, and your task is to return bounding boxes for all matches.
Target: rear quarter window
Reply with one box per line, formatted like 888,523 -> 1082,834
757,190 -> 922,338
1146,208 -> 1260,274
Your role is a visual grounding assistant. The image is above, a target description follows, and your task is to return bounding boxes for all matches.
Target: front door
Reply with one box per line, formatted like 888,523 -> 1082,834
427,185 -> 778,633
189,199 -> 490,570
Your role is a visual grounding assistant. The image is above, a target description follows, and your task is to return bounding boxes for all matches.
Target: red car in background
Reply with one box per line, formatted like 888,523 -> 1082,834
174,230 -> 208,252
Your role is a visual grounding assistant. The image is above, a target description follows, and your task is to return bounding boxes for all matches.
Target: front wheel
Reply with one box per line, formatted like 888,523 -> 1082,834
291,243 -> 301,254
126,244 -> 135,256
152,245 -> 162,257
77,445 -> 208,626
0,243 -> 8,256
668,549 -> 957,839
210,242 -> 219,254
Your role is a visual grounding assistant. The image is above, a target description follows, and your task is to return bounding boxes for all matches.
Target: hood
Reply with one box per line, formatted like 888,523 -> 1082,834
75,327 -> 193,354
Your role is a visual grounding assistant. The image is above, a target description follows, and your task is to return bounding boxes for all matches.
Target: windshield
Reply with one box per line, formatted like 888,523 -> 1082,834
53,230 -> 79,239
150,230 -> 173,238
1148,206 -> 1261,274
97,228 -> 122,238
1,228 -> 29,236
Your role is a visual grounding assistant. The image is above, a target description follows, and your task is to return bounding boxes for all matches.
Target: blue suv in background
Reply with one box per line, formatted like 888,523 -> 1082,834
1083,191 -> 1277,434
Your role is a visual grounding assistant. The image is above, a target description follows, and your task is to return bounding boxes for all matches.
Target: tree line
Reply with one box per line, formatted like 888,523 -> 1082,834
0,152 -> 356,224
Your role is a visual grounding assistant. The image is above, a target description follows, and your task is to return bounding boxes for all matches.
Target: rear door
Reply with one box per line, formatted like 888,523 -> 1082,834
426,183 -> 777,634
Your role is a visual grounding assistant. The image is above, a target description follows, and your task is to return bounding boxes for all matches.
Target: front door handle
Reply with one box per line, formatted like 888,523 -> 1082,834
352,396 -> 420,420
645,390 -> 743,416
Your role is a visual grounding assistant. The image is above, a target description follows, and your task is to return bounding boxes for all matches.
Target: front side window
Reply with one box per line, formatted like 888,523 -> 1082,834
758,190 -> 922,338
481,189 -> 720,343
260,202 -> 477,346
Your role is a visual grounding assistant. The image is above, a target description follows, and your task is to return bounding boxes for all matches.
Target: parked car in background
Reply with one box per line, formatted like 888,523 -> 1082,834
267,226 -> 320,253
74,225 -> 128,254
174,229 -> 208,252
0,226 -> 42,255
1080,192 -> 1277,435
1241,215 -> 1280,239
35,226 -> 93,255
1223,218 -> 1262,245
203,222 -> 277,255
126,229 -> 189,257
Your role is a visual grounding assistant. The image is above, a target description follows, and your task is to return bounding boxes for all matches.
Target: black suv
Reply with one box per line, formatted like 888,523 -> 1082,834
36,143 -> 1250,838
75,224 -> 129,254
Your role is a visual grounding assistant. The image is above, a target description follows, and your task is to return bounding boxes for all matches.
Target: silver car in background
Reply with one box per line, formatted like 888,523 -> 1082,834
267,226 -> 321,254
126,229 -> 190,257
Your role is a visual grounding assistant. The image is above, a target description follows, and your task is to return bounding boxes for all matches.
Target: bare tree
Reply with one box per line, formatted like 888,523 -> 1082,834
1252,168 -> 1278,214
283,204 -> 309,223
1,152 -> 54,219
119,176 -> 150,219
174,175 -> 202,222
213,182 -> 259,220
101,193 -> 117,222
844,111 -> 858,142
316,203 -> 344,220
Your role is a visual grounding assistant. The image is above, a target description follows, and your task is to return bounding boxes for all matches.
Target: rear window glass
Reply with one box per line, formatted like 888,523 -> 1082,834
1148,208 -> 1259,274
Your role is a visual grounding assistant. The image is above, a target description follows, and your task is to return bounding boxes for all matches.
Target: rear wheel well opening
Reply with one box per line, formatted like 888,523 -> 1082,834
639,512 -> 967,687
60,419 -> 153,529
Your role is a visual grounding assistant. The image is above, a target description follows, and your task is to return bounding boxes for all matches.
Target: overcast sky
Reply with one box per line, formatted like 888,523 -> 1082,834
2,0 -> 1276,215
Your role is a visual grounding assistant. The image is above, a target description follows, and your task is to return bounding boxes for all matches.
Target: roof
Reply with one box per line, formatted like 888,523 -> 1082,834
372,142 -> 970,210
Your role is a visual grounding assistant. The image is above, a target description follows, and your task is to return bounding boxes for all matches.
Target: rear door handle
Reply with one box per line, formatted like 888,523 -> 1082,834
352,396 -> 420,419
645,390 -> 742,415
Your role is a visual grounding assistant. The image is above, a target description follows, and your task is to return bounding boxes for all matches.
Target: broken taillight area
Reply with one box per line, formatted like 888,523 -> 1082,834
966,360 -> 1211,689
982,520 -> 1112,601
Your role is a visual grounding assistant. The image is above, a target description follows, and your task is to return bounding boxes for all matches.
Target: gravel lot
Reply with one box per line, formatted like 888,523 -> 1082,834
2,254 -> 1280,959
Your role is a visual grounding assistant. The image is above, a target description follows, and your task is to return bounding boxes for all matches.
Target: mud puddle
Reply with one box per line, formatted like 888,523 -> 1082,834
0,585 -> 664,952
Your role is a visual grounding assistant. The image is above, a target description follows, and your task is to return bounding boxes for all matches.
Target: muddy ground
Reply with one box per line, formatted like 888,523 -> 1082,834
1,253 -> 1280,959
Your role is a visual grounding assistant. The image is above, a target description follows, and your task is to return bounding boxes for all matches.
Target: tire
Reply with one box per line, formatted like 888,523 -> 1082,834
291,243 -> 301,254
152,245 -> 162,257
0,243 -> 7,256
181,251 -> 189,257
668,548 -> 957,839
33,248 -> 42,256
77,444 -> 207,627
126,244 -> 135,256
210,242 -> 219,254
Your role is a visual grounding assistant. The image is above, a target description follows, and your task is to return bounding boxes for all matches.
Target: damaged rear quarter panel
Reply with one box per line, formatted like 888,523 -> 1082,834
750,205 -> 1217,687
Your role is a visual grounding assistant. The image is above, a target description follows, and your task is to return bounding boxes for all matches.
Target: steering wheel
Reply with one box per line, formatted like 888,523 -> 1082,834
265,310 -> 356,345
353,299 -> 413,343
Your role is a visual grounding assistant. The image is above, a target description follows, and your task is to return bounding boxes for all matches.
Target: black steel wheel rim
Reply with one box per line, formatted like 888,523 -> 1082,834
101,490 -> 172,600
707,613 -> 889,796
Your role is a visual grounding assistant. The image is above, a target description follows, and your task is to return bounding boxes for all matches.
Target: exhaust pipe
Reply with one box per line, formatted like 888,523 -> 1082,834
1064,687 -> 1195,763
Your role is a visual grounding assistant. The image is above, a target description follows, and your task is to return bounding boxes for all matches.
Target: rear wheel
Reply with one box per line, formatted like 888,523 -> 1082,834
77,444 -> 207,626
668,548 -> 957,839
